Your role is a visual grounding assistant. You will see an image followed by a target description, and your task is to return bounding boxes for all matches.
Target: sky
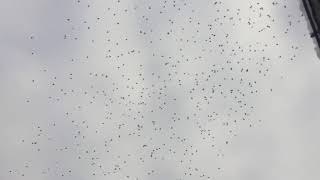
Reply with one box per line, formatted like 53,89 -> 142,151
1,0 -> 320,180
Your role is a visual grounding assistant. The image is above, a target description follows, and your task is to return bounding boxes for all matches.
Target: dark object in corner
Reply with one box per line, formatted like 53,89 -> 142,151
303,0 -> 320,48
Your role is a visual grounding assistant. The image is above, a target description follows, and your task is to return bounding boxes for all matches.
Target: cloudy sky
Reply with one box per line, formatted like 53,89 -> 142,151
1,0 -> 320,180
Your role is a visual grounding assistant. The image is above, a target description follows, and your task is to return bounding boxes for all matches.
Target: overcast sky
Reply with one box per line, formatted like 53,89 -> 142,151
1,0 -> 320,180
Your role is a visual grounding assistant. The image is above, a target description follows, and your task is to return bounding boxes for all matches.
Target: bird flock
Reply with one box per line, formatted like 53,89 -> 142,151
5,0 -> 310,179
